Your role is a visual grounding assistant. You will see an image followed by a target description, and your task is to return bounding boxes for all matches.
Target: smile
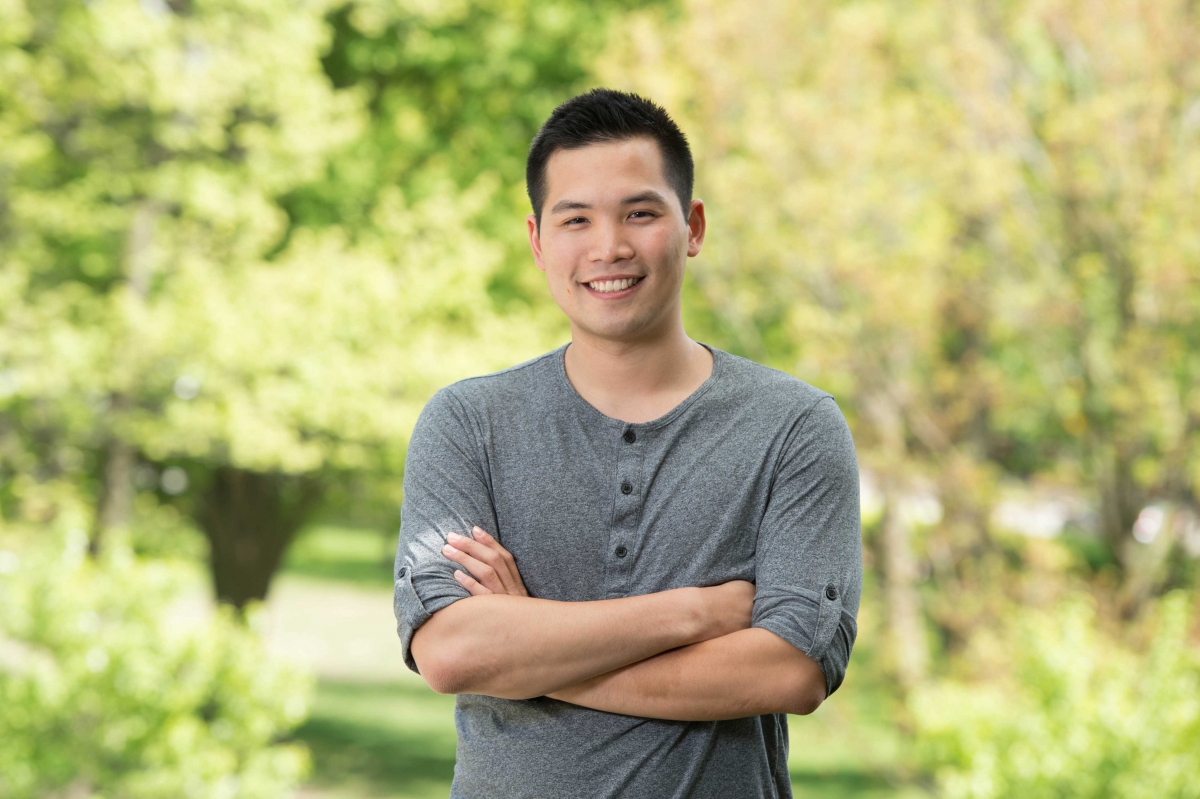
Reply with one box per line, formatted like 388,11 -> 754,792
583,276 -> 644,295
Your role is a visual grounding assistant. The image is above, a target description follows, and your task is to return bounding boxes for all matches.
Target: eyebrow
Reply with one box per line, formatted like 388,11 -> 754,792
620,190 -> 669,206
548,190 -> 671,217
549,199 -> 592,215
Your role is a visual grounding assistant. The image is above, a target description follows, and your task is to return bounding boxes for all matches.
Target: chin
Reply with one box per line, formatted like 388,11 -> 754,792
577,315 -> 658,343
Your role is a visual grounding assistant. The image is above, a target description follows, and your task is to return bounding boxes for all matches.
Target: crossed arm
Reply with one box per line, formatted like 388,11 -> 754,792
409,527 -> 828,721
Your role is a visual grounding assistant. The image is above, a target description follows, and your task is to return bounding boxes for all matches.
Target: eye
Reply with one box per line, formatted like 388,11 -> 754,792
563,216 -> 587,226
629,210 -> 656,220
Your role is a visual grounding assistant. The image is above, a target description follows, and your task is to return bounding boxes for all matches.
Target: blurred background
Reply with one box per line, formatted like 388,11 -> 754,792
2,0 -> 1199,797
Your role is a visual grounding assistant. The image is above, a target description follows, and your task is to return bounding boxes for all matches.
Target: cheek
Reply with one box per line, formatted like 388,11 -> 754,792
545,238 -> 588,287
640,228 -> 685,273
540,245 -> 577,297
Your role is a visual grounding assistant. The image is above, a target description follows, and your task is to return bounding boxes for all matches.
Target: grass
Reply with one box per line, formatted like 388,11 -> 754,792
279,525 -> 927,798
283,524 -> 397,588
294,680 -> 458,799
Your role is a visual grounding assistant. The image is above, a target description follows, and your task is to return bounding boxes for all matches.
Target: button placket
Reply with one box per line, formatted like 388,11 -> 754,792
606,425 -> 644,597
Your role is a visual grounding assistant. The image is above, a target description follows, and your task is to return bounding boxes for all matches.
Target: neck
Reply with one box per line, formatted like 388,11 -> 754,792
563,319 -> 713,423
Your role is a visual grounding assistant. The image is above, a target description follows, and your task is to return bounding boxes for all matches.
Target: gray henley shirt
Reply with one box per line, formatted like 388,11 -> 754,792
393,341 -> 862,799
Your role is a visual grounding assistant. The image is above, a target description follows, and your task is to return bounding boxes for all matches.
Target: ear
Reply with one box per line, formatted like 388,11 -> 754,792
686,199 -> 706,257
527,213 -> 546,273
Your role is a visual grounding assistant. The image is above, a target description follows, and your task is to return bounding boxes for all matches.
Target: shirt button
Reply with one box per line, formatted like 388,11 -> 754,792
623,429 -> 636,444
620,481 -> 633,494
826,584 -> 838,601
615,546 -> 628,558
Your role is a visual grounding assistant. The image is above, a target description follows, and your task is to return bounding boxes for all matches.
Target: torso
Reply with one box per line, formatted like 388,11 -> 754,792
433,342 -> 834,799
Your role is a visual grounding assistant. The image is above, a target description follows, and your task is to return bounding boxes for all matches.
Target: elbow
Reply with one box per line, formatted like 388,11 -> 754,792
417,653 -> 468,695
419,655 -> 534,699
408,604 -> 538,699
785,672 -> 828,716
411,622 -> 478,695
415,640 -> 496,695
789,688 -> 825,716
413,633 -> 512,697
418,653 -> 540,699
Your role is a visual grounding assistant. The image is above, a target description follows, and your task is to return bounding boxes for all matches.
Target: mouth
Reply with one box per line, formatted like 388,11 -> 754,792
580,276 -> 645,299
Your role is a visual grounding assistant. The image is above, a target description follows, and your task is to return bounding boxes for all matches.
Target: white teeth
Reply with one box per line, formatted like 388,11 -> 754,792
587,277 -> 640,293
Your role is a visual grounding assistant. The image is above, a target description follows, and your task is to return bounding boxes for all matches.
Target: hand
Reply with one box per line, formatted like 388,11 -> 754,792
442,526 -> 530,597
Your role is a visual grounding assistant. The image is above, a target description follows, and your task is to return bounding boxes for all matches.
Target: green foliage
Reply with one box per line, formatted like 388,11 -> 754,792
309,0 -> 625,214
599,0 -> 1200,557
0,0 -> 584,601
596,1 -> 1200,699
911,591 -> 1200,799
0,531 -> 314,798
2,0 -> 1199,789
306,0 -> 667,314
0,0 -> 613,516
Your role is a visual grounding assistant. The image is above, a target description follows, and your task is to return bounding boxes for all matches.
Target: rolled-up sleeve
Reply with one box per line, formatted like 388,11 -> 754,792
752,395 -> 862,697
393,386 -> 500,674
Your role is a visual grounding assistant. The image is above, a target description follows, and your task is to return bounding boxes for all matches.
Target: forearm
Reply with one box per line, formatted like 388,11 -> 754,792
547,628 -> 827,721
411,588 -> 710,699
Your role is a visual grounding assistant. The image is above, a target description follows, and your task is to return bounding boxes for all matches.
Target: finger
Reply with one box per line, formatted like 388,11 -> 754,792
465,525 -> 528,595
471,526 -> 500,545
442,543 -> 503,593
453,568 -> 492,596
470,527 -> 519,570
446,532 -> 517,593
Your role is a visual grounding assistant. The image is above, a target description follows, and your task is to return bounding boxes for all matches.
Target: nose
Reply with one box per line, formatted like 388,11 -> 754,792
588,219 -> 635,264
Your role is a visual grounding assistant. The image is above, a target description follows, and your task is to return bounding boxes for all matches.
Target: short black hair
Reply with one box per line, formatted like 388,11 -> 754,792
526,88 -> 694,228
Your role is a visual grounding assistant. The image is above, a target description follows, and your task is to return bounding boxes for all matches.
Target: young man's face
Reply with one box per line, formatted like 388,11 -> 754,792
527,137 -> 705,345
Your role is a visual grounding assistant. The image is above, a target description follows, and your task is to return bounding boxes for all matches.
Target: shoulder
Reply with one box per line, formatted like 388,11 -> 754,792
711,347 -> 854,458
714,347 -> 838,418
410,347 -> 562,451
426,345 -> 565,418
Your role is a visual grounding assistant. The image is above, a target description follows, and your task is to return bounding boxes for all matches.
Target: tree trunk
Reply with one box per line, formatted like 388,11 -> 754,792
863,386 -> 928,690
89,422 -> 136,556
1096,442 -> 1140,573
195,466 -> 323,608
880,478 -> 928,691
91,200 -> 159,556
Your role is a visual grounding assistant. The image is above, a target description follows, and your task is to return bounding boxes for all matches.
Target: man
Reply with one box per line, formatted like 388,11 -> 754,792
393,88 -> 862,798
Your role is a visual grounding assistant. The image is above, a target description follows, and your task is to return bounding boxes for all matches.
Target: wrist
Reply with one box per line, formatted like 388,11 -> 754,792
676,586 -> 712,644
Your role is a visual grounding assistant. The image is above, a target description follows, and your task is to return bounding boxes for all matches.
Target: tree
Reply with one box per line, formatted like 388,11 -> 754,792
1,0 -> 368,601
596,0 -> 1200,679
0,0 -> 644,606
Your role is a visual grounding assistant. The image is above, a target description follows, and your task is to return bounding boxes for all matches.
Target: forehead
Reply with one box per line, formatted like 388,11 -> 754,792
543,137 -> 672,207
